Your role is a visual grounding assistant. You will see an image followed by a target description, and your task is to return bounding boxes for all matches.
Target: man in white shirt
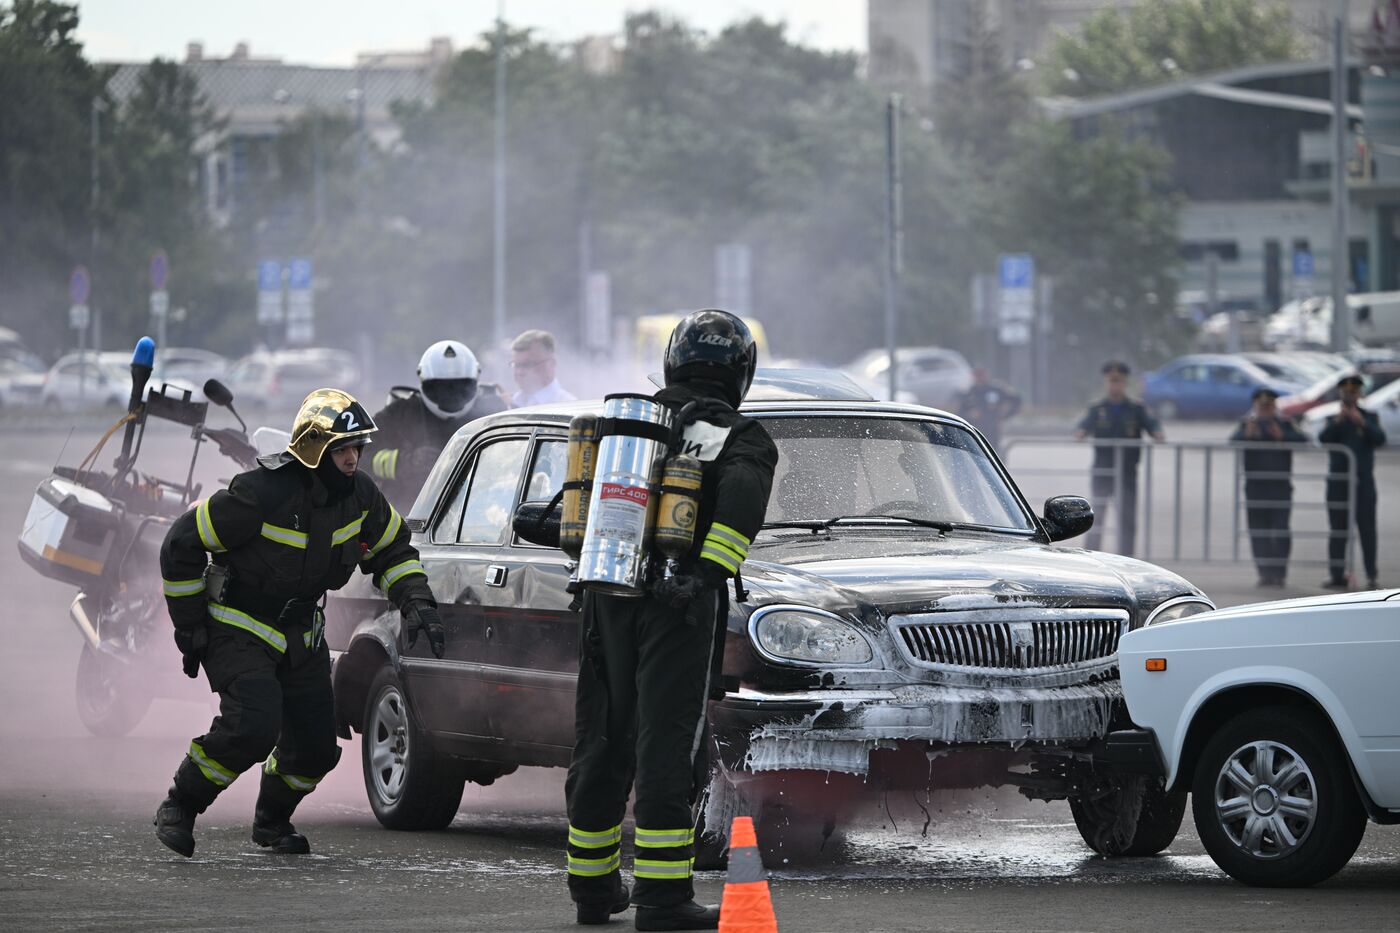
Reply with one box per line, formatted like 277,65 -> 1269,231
510,329 -> 576,406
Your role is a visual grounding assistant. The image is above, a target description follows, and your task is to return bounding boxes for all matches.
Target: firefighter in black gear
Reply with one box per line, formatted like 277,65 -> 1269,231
370,340 -> 507,508
1229,387 -> 1307,587
565,310 -> 777,931
1320,373 -> 1387,589
1075,361 -> 1165,556
154,389 -> 445,858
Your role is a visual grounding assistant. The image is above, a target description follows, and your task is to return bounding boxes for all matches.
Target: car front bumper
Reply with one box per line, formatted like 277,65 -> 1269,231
711,680 -> 1124,776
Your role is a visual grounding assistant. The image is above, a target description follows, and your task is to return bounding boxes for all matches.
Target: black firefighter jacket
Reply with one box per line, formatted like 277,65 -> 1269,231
654,383 -> 779,581
160,453 -> 434,655
369,388 -> 508,509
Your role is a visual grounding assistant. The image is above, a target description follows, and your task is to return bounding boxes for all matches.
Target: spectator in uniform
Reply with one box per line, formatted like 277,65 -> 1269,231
1319,373 -> 1387,589
1230,387 -> 1307,587
955,366 -> 1022,450
1075,361 -> 1164,556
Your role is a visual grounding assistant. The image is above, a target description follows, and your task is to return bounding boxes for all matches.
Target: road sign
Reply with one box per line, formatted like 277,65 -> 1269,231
288,258 -> 313,291
997,254 -> 1035,342
69,304 -> 90,330
257,259 -> 284,325
69,266 -> 90,306
149,290 -> 170,318
149,250 -> 169,291
1292,250 -> 1315,278
285,258 -> 314,344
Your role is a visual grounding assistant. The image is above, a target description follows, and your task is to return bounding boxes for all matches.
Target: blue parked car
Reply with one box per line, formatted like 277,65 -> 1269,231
1143,354 -> 1301,420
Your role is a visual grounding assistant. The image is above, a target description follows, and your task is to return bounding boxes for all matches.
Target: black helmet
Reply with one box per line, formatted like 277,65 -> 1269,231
663,309 -> 758,401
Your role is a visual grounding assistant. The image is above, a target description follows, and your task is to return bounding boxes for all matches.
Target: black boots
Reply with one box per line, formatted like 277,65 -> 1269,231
634,901 -> 721,931
576,880 -> 631,925
153,787 -> 198,858
251,770 -> 311,854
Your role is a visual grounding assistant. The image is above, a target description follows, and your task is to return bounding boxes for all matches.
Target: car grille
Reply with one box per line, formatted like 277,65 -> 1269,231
892,608 -> 1128,675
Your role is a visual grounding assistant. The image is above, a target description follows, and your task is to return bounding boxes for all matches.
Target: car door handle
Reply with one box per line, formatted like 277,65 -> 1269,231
485,565 -> 508,587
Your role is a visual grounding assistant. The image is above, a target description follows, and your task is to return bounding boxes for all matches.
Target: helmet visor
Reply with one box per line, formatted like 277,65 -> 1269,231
422,378 -> 478,415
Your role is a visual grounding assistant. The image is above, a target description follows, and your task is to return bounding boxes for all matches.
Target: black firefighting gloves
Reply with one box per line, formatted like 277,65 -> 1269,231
652,563 -> 729,609
404,600 -> 446,659
173,624 -> 209,679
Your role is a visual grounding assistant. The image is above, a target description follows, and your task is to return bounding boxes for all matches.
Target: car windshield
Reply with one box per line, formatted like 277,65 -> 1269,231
760,415 -> 1034,532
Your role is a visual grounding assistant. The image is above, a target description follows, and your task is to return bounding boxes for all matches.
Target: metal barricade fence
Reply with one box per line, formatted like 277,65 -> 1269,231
1001,438 -> 1358,576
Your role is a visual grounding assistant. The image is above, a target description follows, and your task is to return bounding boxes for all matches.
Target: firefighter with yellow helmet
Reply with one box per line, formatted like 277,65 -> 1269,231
153,388 -> 444,858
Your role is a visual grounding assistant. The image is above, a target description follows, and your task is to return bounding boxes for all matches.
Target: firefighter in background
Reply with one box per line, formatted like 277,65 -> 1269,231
370,340 -> 507,508
565,311 -> 778,930
154,389 -> 445,858
1075,360 -> 1165,556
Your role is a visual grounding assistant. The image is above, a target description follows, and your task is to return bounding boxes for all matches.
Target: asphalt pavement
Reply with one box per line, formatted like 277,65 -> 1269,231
2,418 -> 1397,932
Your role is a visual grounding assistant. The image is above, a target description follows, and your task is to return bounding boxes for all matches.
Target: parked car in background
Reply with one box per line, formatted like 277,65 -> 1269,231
39,352 -> 131,410
1196,311 -> 1267,352
1117,589 -> 1400,886
153,347 -> 228,399
1241,352 -> 1327,388
1144,355 -> 1302,420
0,355 -> 47,410
1303,375 -> 1400,438
226,348 -> 361,419
1265,292 -> 1400,349
1279,364 -> 1400,419
326,369 -> 1212,862
841,346 -> 972,408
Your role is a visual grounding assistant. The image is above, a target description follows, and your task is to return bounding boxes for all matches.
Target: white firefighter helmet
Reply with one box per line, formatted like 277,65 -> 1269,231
417,340 -> 481,419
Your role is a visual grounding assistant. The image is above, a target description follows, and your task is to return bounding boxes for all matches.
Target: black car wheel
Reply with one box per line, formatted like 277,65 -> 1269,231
1191,706 -> 1366,887
1070,773 -> 1186,856
361,665 -> 465,831
75,643 -> 151,737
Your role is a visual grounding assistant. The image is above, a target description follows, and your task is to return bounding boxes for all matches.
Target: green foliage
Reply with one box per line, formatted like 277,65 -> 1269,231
0,0 -> 106,352
1046,0 -> 1307,97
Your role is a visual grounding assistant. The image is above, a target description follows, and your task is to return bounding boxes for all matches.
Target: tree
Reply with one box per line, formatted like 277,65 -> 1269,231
1046,0 -> 1307,97
993,120 -> 1183,393
0,0 -> 107,354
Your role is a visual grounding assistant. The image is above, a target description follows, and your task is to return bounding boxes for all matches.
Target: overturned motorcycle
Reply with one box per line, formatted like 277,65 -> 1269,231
16,338 -> 264,736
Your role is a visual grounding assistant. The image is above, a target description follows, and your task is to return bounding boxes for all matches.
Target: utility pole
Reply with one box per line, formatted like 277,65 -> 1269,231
492,2 -> 509,353
1331,4 -> 1351,351
84,97 -> 103,402
883,94 -> 903,402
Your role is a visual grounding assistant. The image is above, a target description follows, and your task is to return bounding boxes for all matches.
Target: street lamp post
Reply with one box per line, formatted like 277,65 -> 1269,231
1331,5 -> 1352,352
493,3 -> 509,354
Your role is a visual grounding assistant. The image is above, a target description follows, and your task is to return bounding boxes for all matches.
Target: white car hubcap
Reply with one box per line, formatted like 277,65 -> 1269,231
1214,740 -> 1317,859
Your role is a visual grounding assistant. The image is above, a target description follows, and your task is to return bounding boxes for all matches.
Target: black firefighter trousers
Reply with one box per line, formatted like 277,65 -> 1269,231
565,588 -> 719,909
171,619 -> 340,819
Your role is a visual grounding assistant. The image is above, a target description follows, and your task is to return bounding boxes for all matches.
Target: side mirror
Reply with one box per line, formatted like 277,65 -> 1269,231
203,379 -> 234,407
1042,495 -> 1093,543
513,499 -> 562,549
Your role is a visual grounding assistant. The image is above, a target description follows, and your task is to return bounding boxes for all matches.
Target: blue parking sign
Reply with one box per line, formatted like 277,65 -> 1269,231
1292,250 -> 1314,278
258,259 -> 283,292
999,254 -> 1034,290
288,258 -> 313,291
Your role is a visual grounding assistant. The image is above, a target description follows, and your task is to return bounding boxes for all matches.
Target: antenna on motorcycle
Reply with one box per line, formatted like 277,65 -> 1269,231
203,378 -> 247,433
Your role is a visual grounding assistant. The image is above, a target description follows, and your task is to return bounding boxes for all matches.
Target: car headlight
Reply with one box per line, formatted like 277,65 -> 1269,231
1143,595 -> 1215,626
749,606 -> 874,666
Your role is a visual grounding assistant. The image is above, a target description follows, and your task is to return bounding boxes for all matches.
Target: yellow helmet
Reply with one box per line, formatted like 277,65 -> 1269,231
287,388 -> 377,468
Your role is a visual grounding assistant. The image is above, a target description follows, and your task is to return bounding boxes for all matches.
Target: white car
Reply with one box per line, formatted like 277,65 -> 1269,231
1303,376 -> 1400,439
842,346 -> 972,408
1117,590 -> 1400,886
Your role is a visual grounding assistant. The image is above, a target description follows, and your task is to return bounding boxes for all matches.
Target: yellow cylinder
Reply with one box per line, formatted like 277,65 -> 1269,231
560,415 -> 598,560
655,454 -> 703,563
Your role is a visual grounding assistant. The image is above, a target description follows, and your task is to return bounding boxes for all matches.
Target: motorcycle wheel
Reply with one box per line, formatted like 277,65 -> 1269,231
75,643 -> 152,737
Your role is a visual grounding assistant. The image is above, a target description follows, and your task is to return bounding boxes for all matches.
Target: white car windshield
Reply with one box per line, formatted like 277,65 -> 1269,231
761,416 -> 1034,532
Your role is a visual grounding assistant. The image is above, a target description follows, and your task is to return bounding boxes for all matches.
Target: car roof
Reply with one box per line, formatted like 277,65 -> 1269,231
477,396 -> 968,432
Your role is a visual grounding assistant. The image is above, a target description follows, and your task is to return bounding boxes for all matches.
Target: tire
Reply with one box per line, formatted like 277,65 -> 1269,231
75,643 -> 151,737
361,665 -> 465,831
1070,774 -> 1186,856
1191,706 -> 1367,887
1155,399 -> 1179,421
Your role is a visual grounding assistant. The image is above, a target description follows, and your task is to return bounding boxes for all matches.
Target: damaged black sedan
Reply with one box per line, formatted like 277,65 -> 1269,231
324,370 -> 1212,859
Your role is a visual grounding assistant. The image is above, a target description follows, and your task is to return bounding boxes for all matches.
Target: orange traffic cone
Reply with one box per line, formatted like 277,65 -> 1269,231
718,816 -> 778,933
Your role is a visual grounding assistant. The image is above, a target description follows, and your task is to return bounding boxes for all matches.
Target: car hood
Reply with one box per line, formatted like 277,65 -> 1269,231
1152,587 -> 1399,627
740,529 -> 1199,621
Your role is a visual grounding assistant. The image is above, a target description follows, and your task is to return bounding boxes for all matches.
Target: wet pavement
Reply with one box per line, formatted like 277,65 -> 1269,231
3,421 -> 1398,931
